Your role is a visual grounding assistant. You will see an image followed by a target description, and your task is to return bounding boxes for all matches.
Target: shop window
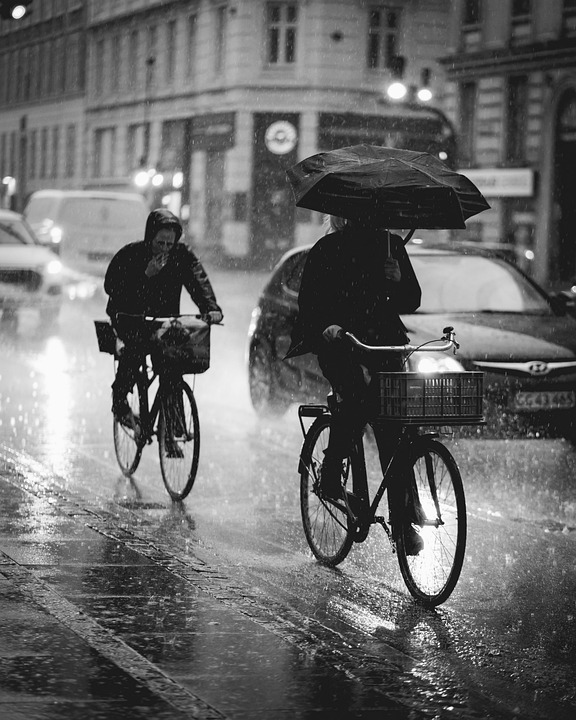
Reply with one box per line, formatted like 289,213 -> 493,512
366,6 -> 401,71
93,128 -> 116,178
506,75 -> 528,163
459,81 -> 477,166
266,3 -> 298,65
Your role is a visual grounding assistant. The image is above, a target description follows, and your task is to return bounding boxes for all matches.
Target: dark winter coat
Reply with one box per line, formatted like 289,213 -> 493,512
286,228 -> 421,358
104,208 -> 221,324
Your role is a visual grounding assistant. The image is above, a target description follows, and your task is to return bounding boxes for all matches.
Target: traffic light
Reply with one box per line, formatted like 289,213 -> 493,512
0,2 -> 33,21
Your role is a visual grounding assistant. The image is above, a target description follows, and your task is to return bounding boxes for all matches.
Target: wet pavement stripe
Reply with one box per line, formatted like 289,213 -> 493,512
0,446 -> 420,710
0,554 -> 225,719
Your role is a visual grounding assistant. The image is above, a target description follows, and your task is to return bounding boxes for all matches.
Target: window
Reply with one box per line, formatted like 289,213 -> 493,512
267,3 -> 298,65
40,127 -> 48,179
94,38 -> 105,96
52,126 -> 59,178
146,26 -> 157,90
510,0 -> 531,44
186,14 -> 197,79
563,0 -> 576,34
166,20 -> 176,83
463,0 -> 482,25
111,35 -> 121,93
506,75 -> 528,163
512,0 -> 531,16
127,123 -> 148,170
93,128 -> 116,178
215,5 -> 227,74
459,81 -> 477,165
29,129 -> 37,179
65,124 -> 76,177
66,35 -> 80,91
367,6 -> 401,71
128,30 -> 139,88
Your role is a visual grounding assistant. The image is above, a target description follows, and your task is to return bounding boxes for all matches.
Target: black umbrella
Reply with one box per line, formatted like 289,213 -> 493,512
286,144 -> 490,231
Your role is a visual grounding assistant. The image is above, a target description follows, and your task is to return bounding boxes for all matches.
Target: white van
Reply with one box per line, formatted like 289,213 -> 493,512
23,190 -> 150,274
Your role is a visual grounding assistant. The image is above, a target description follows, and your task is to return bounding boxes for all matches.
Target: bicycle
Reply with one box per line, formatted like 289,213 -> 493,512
298,326 -> 484,606
103,312 -> 214,501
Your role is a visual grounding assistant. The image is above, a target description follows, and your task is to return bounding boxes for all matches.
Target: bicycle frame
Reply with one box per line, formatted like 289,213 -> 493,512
133,356 -> 168,444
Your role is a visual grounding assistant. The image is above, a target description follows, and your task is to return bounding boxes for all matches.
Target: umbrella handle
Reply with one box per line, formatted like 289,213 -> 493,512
403,229 -> 416,245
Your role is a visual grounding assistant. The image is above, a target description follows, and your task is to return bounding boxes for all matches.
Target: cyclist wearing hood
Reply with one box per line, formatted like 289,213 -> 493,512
104,208 -> 222,420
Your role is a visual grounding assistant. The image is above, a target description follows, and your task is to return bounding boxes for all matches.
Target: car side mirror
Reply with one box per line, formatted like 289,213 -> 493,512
549,291 -> 575,316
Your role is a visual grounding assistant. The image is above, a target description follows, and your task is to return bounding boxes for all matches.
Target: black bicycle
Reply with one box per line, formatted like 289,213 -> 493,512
109,313 -> 212,501
298,327 -> 484,606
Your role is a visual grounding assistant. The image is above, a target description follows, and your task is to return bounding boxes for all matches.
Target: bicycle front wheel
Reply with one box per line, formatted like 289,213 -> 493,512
113,377 -> 145,476
396,438 -> 466,606
300,415 -> 354,566
158,380 -> 200,500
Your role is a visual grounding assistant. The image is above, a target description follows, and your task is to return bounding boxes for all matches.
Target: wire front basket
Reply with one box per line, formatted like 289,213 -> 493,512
371,372 -> 484,425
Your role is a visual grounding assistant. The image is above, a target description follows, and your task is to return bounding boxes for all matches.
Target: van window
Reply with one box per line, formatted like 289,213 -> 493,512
59,198 -> 148,228
24,198 -> 56,222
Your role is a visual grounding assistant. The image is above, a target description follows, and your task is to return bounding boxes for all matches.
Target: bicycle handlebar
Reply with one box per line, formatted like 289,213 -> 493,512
344,326 -> 460,354
116,311 -> 222,326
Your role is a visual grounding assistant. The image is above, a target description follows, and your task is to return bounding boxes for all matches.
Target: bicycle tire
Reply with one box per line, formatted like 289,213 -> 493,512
299,415 -> 354,566
395,438 -> 466,606
158,380 -> 200,500
113,375 -> 145,476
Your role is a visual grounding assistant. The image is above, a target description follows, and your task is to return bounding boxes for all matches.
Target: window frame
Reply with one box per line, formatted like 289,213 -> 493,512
266,2 -> 299,66
366,5 -> 402,72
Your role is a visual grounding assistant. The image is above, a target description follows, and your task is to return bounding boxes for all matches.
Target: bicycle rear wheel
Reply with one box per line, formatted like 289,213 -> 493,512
158,380 -> 200,500
300,415 -> 354,566
396,438 -> 466,606
113,377 -> 145,476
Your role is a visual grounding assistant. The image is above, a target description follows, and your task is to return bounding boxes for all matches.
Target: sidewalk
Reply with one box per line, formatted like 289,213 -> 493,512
0,451 -> 412,720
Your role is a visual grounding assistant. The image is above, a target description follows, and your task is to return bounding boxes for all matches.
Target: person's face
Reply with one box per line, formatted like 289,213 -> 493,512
151,228 -> 177,256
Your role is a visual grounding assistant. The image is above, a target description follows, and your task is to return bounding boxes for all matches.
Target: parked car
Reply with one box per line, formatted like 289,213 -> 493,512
247,242 -> 576,440
23,190 -> 149,273
0,208 -> 64,325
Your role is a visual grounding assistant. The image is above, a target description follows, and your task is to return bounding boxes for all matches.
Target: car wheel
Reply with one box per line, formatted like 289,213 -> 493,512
249,340 -> 291,417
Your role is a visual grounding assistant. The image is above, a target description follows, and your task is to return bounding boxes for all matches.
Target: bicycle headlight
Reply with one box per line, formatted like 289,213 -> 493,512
413,354 -> 465,373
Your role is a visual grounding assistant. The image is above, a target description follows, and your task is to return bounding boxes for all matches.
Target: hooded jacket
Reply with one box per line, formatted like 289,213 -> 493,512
104,208 -> 221,324
286,228 -> 421,358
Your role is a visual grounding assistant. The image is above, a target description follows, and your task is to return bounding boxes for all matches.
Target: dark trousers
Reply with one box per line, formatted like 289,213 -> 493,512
111,343 -> 146,411
317,345 -> 403,468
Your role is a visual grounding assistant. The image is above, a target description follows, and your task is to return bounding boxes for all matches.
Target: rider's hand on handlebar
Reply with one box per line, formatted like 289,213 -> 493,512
207,310 -> 223,324
322,324 -> 344,343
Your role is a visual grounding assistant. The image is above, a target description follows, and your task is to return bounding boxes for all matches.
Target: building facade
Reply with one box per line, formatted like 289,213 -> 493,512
1,0 -> 454,267
443,0 -> 576,287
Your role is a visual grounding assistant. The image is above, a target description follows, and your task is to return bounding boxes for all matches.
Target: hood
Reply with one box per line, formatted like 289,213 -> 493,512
404,312 -> 576,362
143,208 -> 182,244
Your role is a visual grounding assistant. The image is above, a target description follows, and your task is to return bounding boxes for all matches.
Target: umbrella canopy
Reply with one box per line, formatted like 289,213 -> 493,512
286,144 -> 490,230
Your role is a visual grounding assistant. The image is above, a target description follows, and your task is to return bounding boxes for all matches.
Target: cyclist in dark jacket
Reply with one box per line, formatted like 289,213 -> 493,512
286,215 -> 423,551
104,208 -> 222,422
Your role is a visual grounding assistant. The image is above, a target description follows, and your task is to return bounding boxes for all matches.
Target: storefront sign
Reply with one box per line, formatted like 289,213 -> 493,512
191,112 -> 235,150
459,168 -> 534,197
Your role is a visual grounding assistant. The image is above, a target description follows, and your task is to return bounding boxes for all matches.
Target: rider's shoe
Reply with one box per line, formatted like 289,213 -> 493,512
403,524 -> 424,556
114,401 -> 138,433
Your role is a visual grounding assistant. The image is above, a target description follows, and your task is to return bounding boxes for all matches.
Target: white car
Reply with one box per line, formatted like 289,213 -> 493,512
0,208 -> 64,325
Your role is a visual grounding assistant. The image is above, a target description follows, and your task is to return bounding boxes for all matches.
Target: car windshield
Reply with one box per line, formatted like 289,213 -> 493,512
0,219 -> 36,245
59,198 -> 148,228
24,198 -> 55,223
411,254 -> 553,315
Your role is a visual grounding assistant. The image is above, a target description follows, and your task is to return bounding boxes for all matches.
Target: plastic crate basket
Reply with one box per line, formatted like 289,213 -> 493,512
371,372 -> 484,425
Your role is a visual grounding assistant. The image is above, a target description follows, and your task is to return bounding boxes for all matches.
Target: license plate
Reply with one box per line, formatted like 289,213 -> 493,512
513,390 -> 576,411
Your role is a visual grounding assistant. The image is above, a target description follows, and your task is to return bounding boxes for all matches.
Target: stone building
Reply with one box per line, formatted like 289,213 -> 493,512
1,0 -> 455,267
443,0 -> 576,287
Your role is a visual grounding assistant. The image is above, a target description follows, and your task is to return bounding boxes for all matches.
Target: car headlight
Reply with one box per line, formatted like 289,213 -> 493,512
45,259 -> 63,275
50,226 -> 63,244
412,353 -> 465,373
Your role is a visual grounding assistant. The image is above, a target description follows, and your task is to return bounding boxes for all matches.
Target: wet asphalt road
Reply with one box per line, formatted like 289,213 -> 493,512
0,266 -> 576,719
